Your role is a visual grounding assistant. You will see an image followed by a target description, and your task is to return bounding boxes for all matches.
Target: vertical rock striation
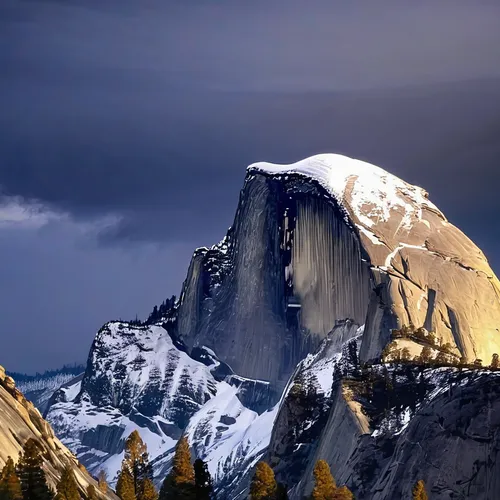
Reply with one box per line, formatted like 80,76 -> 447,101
177,170 -> 373,387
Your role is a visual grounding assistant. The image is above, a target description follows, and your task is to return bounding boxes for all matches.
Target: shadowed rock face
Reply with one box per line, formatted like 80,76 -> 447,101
177,172 -> 372,386
264,355 -> 500,500
368,373 -> 500,500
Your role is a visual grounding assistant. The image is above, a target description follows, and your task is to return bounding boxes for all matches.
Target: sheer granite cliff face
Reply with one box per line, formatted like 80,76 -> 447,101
177,170 -> 372,386
0,366 -> 114,499
177,154 -> 500,383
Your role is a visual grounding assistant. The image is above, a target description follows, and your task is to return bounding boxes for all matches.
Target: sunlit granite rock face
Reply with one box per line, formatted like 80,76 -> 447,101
0,366 -> 115,499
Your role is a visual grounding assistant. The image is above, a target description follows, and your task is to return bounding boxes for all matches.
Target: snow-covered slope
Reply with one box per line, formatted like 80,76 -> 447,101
249,153 -> 444,230
46,322 -> 279,492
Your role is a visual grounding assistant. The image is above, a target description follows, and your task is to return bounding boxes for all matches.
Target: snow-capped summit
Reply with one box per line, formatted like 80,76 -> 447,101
249,153 -> 444,230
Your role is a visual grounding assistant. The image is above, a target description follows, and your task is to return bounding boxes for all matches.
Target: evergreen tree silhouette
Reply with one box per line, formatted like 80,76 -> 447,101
159,437 -> 195,500
412,480 -> 428,500
116,468 -> 135,500
193,460 -> 212,500
54,467 -> 79,500
311,460 -> 336,500
249,462 -> 276,500
117,431 -> 157,500
17,439 -> 53,500
85,485 -> 97,500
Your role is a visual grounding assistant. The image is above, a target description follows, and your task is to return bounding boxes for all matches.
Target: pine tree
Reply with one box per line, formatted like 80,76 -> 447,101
491,353 -> 499,370
249,462 -> 276,500
420,346 -> 433,364
123,431 -> 148,494
193,460 -> 212,500
310,460 -> 354,500
434,351 -> 449,366
275,483 -> 288,500
85,485 -> 97,500
0,457 -> 22,500
159,437 -> 195,500
333,486 -> 353,500
97,471 -> 108,494
171,437 -> 195,486
311,460 -> 335,500
412,480 -> 428,500
401,348 -> 411,363
158,477 -> 172,500
17,439 -> 53,500
54,467 -> 79,500
116,468 -> 136,500
138,479 -> 157,500
117,431 -> 157,500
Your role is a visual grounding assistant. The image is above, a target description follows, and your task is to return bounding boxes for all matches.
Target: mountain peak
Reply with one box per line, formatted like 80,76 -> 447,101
248,153 -> 445,231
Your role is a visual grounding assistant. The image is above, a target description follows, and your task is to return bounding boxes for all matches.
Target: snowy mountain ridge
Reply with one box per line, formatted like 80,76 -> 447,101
46,321 -> 284,496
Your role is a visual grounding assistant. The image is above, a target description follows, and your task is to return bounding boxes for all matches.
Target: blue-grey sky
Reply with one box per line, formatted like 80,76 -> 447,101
1,0 -> 500,372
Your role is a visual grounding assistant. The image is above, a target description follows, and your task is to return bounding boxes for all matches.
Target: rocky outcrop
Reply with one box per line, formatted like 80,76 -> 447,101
368,372 -> 500,499
0,366 -> 115,499
279,364 -> 500,500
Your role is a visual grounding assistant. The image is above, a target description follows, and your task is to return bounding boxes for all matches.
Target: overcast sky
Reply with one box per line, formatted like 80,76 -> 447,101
1,0 -> 500,373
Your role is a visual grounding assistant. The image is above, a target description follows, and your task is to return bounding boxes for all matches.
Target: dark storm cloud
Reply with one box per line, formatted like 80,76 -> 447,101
2,82 -> 500,253
1,0 -> 500,371
0,220 -> 193,372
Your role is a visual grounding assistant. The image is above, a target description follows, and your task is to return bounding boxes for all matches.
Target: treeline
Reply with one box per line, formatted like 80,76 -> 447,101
0,433 -> 431,500
145,296 -> 177,325
382,325 -> 500,369
113,431 -> 211,500
0,438 -> 98,500
7,364 -> 85,383
120,296 -> 177,327
113,431 -> 354,500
